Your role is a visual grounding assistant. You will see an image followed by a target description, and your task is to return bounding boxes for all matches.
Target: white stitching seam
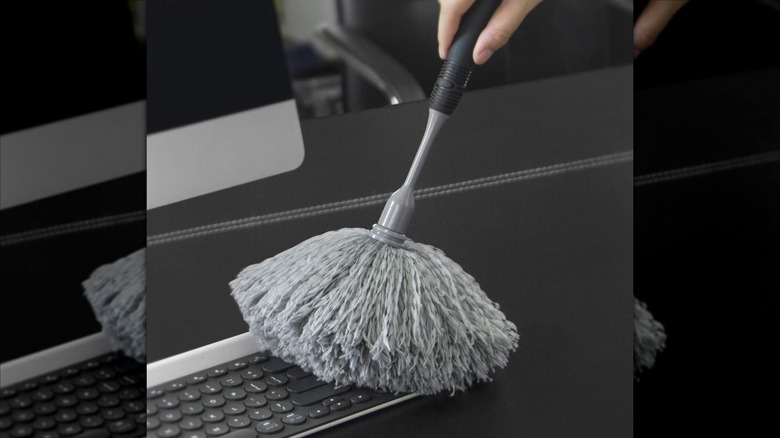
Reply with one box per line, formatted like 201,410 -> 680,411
0,211 -> 145,247
634,150 -> 779,186
5,150 -> 775,247
146,151 -> 634,246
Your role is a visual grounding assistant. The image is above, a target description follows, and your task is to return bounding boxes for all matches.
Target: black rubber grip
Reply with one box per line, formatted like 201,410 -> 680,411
429,0 -> 501,115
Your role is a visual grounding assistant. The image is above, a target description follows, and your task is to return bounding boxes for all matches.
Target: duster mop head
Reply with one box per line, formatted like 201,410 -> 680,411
83,248 -> 146,362
634,297 -> 666,376
231,228 -> 519,395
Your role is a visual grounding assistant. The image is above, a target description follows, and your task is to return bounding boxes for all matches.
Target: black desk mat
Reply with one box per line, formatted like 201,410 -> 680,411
147,66 -> 633,437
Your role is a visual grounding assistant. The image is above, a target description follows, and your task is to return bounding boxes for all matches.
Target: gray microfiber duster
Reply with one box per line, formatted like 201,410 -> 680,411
232,2 -> 518,395
231,229 -> 518,395
634,297 -> 666,376
83,248 -> 146,362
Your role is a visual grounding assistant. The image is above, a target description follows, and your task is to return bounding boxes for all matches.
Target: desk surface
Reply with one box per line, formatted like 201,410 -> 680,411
147,66 -> 633,437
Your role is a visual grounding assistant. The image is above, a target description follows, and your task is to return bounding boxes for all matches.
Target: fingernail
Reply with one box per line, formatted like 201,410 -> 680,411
475,49 -> 494,65
633,48 -> 641,60
439,45 -> 445,60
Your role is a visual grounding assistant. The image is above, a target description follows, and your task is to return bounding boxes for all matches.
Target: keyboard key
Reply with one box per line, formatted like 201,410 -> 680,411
108,418 -> 137,434
76,402 -> 99,415
101,408 -> 125,420
52,382 -> 75,394
182,433 -> 207,438
158,424 -> 181,437
119,374 -> 141,386
286,367 -> 312,380
58,423 -> 83,436
248,408 -> 272,421
281,412 -> 306,426
31,388 -> 54,401
261,359 -> 294,374
75,375 -> 96,387
118,388 -> 142,400
9,425 -> 34,437
287,376 -> 325,394
265,375 -> 287,387
200,383 -> 222,395
0,401 -> 9,415
96,395 -> 120,408
291,384 -> 352,406
0,417 -> 11,430
269,401 -> 292,413
201,410 -> 225,423
60,368 -> 79,378
31,417 -> 56,430
220,430 -> 256,438
96,381 -> 120,393
207,368 -> 228,378
55,395 -> 78,408
205,423 -> 229,436
351,393 -> 372,404
12,410 -> 34,422
181,403 -> 204,416
321,397 -> 342,407
33,402 -> 56,415
227,416 -> 251,428
77,429 -> 111,438
1,388 -> 18,399
166,382 -> 186,392
186,375 -> 207,385
157,396 -> 180,409
244,396 -> 266,408
134,412 -> 146,424
255,419 -> 283,435
41,374 -> 61,384
101,354 -> 118,364
308,407 -> 330,419
147,416 -> 161,430
82,361 -> 101,371
224,389 -> 246,401
241,369 -> 263,381
10,396 -> 32,408
331,400 -> 351,411
244,382 -> 267,394
247,354 -> 269,364
220,377 -> 243,388
76,388 -> 100,400
202,396 -> 225,408
124,400 -> 144,413
80,415 -> 104,428
20,382 -> 38,391
160,410 -> 183,423
222,404 -> 246,415
147,388 -> 165,399
180,417 -> 203,431
227,361 -> 248,371
179,390 -> 201,401
265,389 -> 287,401
94,369 -> 116,380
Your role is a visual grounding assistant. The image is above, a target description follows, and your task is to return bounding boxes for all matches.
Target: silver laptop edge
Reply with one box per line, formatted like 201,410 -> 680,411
0,332 -> 113,387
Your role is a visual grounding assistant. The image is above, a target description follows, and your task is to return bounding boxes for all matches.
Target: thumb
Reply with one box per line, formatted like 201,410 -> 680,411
634,0 -> 688,58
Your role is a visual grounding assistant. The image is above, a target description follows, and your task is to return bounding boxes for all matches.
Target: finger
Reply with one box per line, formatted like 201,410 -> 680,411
634,0 -> 688,58
473,0 -> 539,65
438,0 -> 476,59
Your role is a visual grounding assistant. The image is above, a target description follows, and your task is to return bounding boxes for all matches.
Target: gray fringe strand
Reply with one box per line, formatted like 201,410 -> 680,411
231,228 -> 519,395
634,297 -> 666,376
83,248 -> 146,362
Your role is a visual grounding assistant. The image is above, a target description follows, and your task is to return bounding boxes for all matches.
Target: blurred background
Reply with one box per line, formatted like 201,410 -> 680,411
277,0 -> 634,119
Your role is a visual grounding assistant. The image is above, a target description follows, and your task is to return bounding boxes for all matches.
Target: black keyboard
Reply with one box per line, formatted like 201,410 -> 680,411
0,352 -> 146,438
147,352 -> 410,437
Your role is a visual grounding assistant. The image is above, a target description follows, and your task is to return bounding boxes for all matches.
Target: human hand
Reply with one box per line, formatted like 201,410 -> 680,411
634,0 -> 689,59
438,0 -> 543,65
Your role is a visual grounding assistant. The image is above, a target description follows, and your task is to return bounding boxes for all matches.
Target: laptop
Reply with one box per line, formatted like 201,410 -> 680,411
1,2 -> 146,436
145,1 -> 414,437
